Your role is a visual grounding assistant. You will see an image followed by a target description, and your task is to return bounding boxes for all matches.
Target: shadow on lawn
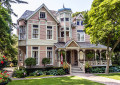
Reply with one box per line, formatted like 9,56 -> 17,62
8,76 -> 103,85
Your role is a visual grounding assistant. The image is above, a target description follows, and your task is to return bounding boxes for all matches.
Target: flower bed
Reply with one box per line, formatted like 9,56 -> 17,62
0,71 -> 11,85
0,56 -> 11,85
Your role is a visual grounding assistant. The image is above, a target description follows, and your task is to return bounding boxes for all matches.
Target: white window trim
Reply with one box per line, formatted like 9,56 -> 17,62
32,24 -> 39,39
31,46 -> 39,65
39,11 -> 47,19
77,31 -> 85,42
76,20 -> 83,26
46,26 -> 53,40
46,46 -> 53,65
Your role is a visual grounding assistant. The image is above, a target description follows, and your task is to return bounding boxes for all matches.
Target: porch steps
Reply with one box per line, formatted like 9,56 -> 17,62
71,66 -> 84,74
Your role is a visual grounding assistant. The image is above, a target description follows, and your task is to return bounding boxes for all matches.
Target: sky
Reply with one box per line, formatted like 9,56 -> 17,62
11,0 -> 93,34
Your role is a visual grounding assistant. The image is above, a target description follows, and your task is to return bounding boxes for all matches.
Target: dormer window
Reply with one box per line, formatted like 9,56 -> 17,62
77,20 -> 83,26
40,12 -> 46,19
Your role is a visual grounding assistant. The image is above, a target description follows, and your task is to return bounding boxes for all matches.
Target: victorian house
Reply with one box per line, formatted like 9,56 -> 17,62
17,4 -> 112,73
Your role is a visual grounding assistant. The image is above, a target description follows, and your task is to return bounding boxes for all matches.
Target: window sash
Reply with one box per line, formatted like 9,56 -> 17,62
33,29 -> 38,38
47,26 -> 52,39
40,12 -> 45,18
47,47 -> 52,64
77,32 -> 85,42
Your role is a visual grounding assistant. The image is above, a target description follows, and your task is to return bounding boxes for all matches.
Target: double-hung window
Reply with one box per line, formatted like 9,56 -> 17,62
77,20 -> 83,26
32,47 -> 39,65
32,25 -> 39,38
47,26 -> 52,39
19,26 -> 26,40
77,30 -> 85,42
40,12 -> 46,19
47,47 -> 53,64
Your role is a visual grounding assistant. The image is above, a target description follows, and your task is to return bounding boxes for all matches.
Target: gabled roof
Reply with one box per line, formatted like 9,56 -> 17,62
65,40 -> 80,47
76,13 -> 83,19
26,3 -> 59,23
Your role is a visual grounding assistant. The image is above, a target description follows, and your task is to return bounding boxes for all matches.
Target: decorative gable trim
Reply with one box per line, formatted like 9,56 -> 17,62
26,3 -> 59,23
65,40 -> 80,48
76,13 -> 83,19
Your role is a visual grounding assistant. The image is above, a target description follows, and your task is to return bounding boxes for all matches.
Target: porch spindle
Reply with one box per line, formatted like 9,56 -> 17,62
94,49 -> 97,60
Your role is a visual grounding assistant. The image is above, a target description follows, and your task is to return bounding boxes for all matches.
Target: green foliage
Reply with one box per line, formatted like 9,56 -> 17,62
85,62 -> 92,69
72,11 -> 86,17
84,0 -> 120,74
33,70 -> 43,76
86,66 -> 120,73
57,69 -> 65,75
86,51 -> 94,60
13,70 -> 27,78
42,58 -> 50,67
48,69 -> 58,75
25,58 -> 36,67
0,56 -> 8,70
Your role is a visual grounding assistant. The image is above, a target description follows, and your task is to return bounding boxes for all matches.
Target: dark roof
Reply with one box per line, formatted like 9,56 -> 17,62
58,8 -> 71,12
19,10 -> 34,20
54,41 -> 107,49
18,10 -> 57,21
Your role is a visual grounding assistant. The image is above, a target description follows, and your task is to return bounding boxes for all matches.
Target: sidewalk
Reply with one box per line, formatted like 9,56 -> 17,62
71,73 -> 120,85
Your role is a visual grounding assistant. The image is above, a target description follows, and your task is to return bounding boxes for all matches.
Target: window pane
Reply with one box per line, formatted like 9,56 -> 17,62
47,26 -> 52,29
66,18 -> 69,21
77,33 -> 80,41
81,34 -> 84,41
61,32 -> 64,37
47,47 -> 52,50
61,18 -> 64,21
32,47 -> 38,50
33,25 -> 38,28
40,12 -> 45,18
32,51 -> 38,64
77,21 -> 79,25
81,21 -> 83,26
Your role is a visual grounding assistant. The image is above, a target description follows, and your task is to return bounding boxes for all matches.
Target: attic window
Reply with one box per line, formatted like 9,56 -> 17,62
40,12 -> 46,18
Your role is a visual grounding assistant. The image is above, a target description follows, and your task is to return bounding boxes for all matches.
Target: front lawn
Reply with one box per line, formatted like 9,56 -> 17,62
95,73 -> 120,80
8,76 -> 104,85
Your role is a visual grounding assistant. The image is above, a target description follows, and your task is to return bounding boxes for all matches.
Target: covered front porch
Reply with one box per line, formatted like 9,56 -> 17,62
55,40 -> 112,73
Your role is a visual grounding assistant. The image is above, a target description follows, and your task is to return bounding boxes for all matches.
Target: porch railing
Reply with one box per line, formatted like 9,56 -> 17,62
87,60 -> 112,66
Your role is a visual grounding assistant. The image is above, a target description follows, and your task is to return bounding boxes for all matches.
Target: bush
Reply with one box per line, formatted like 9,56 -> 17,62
48,69 -> 58,75
57,69 -> 65,75
13,70 -> 27,78
0,56 -> 8,70
33,70 -> 43,76
42,58 -> 50,67
25,58 -> 36,68
0,71 -> 11,84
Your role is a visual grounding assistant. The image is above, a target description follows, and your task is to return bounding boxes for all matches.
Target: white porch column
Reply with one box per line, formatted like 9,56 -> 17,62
77,49 -> 80,66
100,49 -> 102,60
83,49 -> 86,73
58,49 -> 61,67
94,49 -> 97,60
64,49 -> 67,61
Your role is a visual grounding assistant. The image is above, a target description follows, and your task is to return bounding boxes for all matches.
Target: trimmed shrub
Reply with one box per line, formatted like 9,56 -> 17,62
25,58 -> 36,68
42,58 -> 50,67
57,69 -> 65,75
13,70 -> 27,78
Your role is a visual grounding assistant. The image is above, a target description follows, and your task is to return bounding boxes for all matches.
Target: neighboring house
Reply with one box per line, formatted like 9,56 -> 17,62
17,3 -> 112,73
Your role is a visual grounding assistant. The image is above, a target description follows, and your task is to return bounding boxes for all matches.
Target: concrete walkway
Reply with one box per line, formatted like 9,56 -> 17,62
72,73 -> 120,85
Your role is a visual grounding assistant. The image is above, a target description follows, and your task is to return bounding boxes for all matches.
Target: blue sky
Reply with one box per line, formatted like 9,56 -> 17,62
11,0 -> 93,34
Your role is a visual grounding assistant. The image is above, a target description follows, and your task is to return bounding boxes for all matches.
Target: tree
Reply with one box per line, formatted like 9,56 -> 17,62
84,0 -> 120,74
25,58 -> 36,68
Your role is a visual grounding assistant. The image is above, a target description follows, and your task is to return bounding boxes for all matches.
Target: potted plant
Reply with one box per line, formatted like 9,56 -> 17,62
63,62 -> 69,74
42,58 -> 50,67
25,58 -> 36,68
85,62 -> 92,73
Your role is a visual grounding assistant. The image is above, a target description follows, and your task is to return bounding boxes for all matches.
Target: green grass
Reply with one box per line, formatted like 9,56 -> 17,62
8,76 -> 104,85
25,75 -> 53,78
95,73 -> 120,80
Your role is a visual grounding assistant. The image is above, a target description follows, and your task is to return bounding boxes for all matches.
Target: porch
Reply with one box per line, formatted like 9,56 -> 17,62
54,40 -> 112,73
